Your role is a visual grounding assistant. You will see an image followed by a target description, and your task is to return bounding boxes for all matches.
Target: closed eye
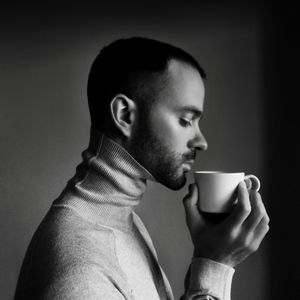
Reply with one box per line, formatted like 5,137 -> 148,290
180,118 -> 192,127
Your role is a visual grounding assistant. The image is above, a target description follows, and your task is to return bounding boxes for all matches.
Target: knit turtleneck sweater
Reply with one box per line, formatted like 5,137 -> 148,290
14,128 -> 234,300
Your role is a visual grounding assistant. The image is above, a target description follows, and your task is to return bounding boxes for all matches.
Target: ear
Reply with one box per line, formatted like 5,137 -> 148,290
110,94 -> 136,138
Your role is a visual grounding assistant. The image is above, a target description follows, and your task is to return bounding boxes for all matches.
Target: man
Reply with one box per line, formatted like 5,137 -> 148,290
14,37 -> 269,300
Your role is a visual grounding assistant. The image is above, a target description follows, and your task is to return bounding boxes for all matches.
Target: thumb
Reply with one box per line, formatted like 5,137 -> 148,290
182,183 -> 204,232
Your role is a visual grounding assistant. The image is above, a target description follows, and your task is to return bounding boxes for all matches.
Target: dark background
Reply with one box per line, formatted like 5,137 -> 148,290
0,1 -> 298,299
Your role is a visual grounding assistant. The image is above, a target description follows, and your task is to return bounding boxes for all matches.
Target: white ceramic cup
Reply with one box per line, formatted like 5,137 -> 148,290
194,171 -> 260,213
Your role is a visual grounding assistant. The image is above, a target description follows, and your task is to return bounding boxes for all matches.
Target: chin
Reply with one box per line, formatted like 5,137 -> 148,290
161,174 -> 187,191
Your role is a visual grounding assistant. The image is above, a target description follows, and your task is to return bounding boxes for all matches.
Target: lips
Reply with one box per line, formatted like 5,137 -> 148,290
182,151 -> 196,171
182,160 -> 195,172
182,163 -> 192,172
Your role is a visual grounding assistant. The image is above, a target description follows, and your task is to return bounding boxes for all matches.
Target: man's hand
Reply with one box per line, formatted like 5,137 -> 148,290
182,181 -> 270,268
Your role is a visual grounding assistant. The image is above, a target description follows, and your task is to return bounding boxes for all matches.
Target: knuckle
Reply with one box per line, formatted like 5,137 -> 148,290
256,192 -> 262,202
226,229 -> 238,243
252,200 -> 263,214
242,204 -> 251,216
264,224 -> 270,234
257,207 -> 265,220
249,242 -> 259,253
255,196 -> 264,209
239,197 -> 251,211
228,231 -> 237,243
237,234 -> 251,249
261,215 -> 270,227
240,231 -> 260,251
240,234 -> 258,252
265,214 -> 270,224
242,238 -> 251,249
263,217 -> 270,226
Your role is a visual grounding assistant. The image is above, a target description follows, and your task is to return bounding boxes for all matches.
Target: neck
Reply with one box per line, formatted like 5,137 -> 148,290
55,128 -> 155,231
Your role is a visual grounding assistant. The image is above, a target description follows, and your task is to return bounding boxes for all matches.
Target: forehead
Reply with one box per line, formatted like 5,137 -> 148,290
155,59 -> 205,111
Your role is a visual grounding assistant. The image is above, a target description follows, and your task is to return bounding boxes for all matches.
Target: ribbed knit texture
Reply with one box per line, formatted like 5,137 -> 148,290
14,128 -> 234,300
55,128 -> 155,232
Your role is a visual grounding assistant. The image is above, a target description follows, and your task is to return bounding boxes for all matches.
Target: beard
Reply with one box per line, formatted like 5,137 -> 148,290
131,116 -> 196,190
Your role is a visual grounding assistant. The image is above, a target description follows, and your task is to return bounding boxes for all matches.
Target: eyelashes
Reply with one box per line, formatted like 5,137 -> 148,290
180,118 -> 192,127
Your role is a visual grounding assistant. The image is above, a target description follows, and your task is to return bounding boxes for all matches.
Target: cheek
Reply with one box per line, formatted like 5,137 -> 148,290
151,112 -> 188,151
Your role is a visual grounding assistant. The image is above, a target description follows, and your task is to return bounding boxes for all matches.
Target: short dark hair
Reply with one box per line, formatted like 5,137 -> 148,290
87,37 -> 206,131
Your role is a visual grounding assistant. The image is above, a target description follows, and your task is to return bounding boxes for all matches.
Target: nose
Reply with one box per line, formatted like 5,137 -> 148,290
189,128 -> 208,151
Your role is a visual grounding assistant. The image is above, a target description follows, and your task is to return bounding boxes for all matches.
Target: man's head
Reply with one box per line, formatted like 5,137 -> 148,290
88,37 -> 208,190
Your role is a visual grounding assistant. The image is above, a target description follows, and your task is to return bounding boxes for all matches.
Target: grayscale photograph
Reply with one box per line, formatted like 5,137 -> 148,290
0,1 -> 298,299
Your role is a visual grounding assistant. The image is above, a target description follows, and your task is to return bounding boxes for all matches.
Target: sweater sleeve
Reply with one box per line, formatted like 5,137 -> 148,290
180,257 -> 235,300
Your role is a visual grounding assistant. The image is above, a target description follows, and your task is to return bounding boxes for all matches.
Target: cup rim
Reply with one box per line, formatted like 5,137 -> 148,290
194,171 -> 245,175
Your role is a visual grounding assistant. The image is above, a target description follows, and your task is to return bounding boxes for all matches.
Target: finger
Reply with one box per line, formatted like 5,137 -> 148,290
243,192 -> 268,231
250,216 -> 270,251
224,181 -> 251,228
182,183 -> 204,231
244,178 -> 252,190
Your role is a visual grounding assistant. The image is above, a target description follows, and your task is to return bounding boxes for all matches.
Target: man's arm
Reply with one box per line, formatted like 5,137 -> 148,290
180,181 -> 269,299
42,264 -> 128,300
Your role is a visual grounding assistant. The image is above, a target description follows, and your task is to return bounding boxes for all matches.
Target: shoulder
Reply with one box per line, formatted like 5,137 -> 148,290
16,206 -> 130,299
39,205 -> 119,267
24,205 -> 122,277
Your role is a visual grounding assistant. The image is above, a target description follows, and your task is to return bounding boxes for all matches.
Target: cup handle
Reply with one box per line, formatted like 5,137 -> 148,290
245,174 -> 260,191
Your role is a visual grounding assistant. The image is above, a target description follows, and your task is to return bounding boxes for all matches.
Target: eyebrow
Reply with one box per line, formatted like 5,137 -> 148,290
179,105 -> 204,119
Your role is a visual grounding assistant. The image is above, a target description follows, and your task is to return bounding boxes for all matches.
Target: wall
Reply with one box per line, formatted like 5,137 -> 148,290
0,2 -> 270,299
263,3 -> 299,298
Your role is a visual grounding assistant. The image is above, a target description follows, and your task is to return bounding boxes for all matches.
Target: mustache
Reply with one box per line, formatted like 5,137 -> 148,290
183,150 -> 196,161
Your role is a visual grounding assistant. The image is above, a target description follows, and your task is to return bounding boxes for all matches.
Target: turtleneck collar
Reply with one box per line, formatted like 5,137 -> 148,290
53,128 -> 156,231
